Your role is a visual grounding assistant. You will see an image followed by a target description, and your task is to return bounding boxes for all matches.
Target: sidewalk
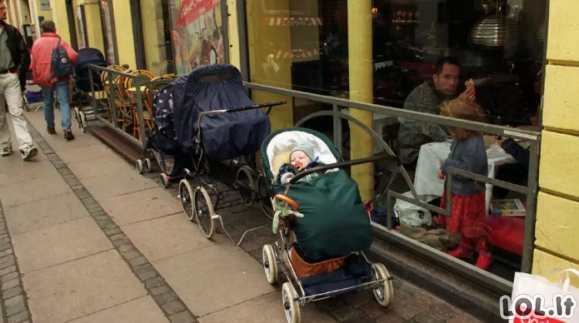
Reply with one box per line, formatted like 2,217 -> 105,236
0,109 -> 481,323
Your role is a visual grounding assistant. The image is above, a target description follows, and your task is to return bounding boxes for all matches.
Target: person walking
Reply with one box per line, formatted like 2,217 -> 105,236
31,20 -> 78,140
0,0 -> 37,160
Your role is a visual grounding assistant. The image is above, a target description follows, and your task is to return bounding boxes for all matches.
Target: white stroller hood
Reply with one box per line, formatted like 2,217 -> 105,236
266,130 -> 339,172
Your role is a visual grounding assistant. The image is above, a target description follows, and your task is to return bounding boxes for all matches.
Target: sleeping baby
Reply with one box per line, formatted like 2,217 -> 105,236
276,145 -> 325,185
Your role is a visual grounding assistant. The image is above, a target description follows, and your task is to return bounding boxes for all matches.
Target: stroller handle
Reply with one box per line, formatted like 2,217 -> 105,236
226,101 -> 286,113
289,154 -> 400,185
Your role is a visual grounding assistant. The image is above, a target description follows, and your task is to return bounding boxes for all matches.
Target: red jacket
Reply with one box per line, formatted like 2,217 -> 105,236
31,33 -> 78,87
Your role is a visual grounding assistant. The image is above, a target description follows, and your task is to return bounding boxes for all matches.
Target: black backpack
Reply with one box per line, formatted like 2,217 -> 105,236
51,40 -> 73,79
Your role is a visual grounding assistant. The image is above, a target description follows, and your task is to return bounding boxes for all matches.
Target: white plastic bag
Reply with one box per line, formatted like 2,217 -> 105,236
507,268 -> 579,323
393,191 -> 433,227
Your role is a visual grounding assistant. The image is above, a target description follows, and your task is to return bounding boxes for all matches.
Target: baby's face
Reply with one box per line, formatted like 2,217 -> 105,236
290,151 -> 311,170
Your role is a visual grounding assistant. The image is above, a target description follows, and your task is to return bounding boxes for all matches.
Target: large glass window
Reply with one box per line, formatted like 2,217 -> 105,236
244,0 -> 547,283
140,0 -> 175,75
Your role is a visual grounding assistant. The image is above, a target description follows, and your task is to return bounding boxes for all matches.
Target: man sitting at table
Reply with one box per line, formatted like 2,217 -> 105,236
397,57 -> 476,170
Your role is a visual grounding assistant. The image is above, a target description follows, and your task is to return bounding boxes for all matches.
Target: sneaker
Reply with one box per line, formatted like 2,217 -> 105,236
64,129 -> 75,141
20,147 -> 38,161
1,146 -> 12,157
47,127 -> 56,135
447,246 -> 473,259
475,252 -> 493,270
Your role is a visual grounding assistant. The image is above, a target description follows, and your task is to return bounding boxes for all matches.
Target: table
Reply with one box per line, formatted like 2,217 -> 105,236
413,141 -> 516,211
127,86 -> 147,93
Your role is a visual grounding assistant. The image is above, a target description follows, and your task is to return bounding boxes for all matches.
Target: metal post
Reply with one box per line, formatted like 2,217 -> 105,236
332,104 -> 343,156
88,66 -> 96,113
522,140 -> 540,273
107,71 -> 118,129
135,77 -> 146,147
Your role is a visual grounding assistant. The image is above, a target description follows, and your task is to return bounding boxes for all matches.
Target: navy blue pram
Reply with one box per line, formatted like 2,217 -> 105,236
74,48 -> 106,93
138,64 -> 284,190
70,48 -> 107,133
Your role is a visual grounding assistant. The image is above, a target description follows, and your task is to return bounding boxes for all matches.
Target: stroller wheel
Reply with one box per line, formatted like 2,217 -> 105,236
193,186 -> 215,239
159,173 -> 170,188
179,180 -> 196,222
143,158 -> 152,173
236,166 -> 255,207
257,175 -> 273,220
136,159 -> 144,174
79,110 -> 87,132
262,244 -> 278,285
371,263 -> 394,308
282,282 -> 301,323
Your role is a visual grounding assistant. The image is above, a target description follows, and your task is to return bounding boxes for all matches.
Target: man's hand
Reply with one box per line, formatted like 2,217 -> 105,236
438,169 -> 446,180
11,72 -> 18,76
459,87 -> 476,101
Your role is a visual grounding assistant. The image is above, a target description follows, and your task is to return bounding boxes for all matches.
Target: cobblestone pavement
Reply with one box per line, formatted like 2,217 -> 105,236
0,110 -> 482,323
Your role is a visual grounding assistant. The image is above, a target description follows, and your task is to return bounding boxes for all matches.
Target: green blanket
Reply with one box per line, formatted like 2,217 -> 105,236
274,170 -> 373,263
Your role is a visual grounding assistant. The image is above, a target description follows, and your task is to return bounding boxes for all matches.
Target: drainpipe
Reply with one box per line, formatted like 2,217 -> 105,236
348,0 -> 374,201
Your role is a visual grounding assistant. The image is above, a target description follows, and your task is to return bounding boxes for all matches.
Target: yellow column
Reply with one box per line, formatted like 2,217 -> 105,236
49,0 -> 71,44
531,0 -> 579,285
347,0 -> 374,201
28,0 -> 40,38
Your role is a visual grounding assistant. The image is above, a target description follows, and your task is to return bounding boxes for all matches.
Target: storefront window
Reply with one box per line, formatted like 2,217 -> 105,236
140,0 -> 175,75
170,0 -> 225,75
244,0 -> 547,282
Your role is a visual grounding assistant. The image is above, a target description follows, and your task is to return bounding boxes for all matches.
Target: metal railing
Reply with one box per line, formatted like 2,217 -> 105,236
84,66 -> 540,295
86,65 -> 173,147
244,81 -> 540,295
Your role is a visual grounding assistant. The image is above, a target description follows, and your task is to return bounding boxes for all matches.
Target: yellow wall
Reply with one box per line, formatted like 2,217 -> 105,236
49,0 -> 70,44
112,0 -> 136,68
534,0 -> 579,287
35,0 -> 52,21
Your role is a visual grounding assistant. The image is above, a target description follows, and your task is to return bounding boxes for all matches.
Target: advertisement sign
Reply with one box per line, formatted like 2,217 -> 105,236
171,0 -> 225,75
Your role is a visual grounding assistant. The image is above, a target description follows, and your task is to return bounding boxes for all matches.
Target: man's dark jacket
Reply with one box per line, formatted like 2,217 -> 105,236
3,22 -> 31,91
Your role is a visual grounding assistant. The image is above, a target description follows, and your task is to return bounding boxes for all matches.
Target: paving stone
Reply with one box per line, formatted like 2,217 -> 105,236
5,295 -> 26,316
360,302 -> 387,319
2,279 -> 20,291
145,277 -> 165,289
393,302 -> 424,321
411,311 -> 445,323
162,301 -> 186,314
375,312 -> 405,323
330,305 -> 360,321
67,296 -> 168,323
168,311 -> 196,323
342,291 -> 375,308
7,310 -> 29,323
3,286 -> 23,299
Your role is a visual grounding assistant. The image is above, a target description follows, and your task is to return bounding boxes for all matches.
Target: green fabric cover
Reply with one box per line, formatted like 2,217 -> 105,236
274,170 -> 373,263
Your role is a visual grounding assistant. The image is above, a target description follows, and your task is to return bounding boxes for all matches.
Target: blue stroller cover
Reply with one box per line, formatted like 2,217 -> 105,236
172,64 -> 271,161
149,83 -> 180,154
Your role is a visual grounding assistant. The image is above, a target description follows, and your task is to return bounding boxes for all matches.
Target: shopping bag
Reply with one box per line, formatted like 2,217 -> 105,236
507,269 -> 579,323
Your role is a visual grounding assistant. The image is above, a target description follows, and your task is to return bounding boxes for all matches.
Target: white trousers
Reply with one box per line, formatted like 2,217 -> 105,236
0,73 -> 33,151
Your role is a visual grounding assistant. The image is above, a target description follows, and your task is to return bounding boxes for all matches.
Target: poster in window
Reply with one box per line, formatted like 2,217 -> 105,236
171,0 -> 224,75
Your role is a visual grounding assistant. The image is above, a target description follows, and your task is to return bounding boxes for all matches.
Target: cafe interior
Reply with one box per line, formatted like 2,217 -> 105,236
275,0 -> 547,280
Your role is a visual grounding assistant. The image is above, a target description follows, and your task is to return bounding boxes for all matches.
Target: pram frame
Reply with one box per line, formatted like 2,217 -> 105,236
155,100 -> 286,240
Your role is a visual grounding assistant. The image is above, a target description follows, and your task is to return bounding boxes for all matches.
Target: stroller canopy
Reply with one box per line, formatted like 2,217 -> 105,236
74,48 -> 106,92
173,64 -> 270,161
76,48 -> 106,71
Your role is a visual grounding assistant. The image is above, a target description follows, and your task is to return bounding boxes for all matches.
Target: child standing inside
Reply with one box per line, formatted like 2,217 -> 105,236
438,99 -> 491,269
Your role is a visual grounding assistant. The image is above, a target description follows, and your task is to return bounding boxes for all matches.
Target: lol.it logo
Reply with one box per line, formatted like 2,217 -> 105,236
500,294 -> 577,322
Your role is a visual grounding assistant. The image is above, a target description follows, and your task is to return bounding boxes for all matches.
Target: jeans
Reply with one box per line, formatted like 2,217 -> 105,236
0,73 -> 34,150
41,81 -> 71,130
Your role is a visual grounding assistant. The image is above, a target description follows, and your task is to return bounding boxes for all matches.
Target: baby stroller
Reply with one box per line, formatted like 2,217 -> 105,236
259,127 -> 396,323
136,64 -> 284,238
70,48 -> 107,132
135,81 -> 193,186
